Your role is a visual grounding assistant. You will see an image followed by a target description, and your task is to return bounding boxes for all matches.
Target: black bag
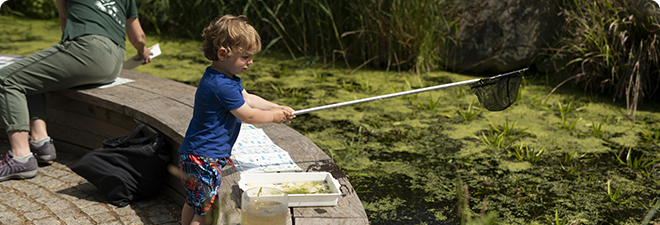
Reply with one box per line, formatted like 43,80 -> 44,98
71,124 -> 170,207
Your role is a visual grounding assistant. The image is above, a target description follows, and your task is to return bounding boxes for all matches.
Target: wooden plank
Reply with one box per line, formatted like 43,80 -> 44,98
47,123 -> 107,150
160,176 -> 186,206
46,108 -> 132,141
58,85 -> 194,145
295,218 -> 370,225
118,69 -> 197,105
46,93 -> 139,131
118,95 -> 192,143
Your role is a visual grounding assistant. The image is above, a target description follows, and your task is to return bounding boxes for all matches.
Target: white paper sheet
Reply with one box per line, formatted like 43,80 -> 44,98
0,56 -> 23,69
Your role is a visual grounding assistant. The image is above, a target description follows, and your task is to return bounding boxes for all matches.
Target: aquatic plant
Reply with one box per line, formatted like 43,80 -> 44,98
607,179 -> 632,207
359,79 -> 371,92
615,147 -> 660,176
455,86 -> 466,99
591,121 -> 604,137
556,100 -> 582,130
458,101 -> 480,121
511,144 -> 546,164
641,122 -> 660,145
560,149 -> 585,175
477,131 -> 506,150
417,94 -> 441,110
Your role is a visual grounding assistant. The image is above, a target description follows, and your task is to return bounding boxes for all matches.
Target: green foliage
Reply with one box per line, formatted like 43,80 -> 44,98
130,0 -> 458,72
549,0 -> 660,120
2,0 -> 58,19
134,0 -> 247,38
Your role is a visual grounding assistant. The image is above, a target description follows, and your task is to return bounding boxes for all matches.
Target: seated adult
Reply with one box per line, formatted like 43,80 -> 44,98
0,0 -> 152,181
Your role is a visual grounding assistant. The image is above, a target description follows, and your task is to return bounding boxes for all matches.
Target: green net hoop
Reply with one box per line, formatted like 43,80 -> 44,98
469,72 -> 524,111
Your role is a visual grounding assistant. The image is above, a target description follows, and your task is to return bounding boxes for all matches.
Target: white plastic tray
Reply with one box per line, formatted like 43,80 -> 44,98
238,172 -> 342,207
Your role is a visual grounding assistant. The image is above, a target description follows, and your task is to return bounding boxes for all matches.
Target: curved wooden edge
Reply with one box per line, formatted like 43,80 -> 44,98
0,54 -> 369,224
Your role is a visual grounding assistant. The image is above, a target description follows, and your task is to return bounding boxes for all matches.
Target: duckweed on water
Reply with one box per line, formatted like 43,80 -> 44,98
246,180 -> 332,194
3,16 -> 660,224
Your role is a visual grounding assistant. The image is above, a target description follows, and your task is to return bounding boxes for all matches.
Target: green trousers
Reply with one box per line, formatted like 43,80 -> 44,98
0,35 -> 125,132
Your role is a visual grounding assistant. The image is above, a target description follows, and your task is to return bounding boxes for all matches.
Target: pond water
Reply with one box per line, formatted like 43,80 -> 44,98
3,16 -> 660,224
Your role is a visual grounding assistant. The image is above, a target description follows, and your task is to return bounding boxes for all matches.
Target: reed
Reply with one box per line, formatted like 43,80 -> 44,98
548,0 -> 660,120
127,0 -> 457,72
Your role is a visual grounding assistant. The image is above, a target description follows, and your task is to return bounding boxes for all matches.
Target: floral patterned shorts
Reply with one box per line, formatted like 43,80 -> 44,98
179,154 -> 229,215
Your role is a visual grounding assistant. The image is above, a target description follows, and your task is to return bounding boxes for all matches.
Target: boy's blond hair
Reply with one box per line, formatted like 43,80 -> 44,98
201,15 -> 261,61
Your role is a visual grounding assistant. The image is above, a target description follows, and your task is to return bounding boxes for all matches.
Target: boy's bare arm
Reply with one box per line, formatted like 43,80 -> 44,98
231,103 -> 290,124
243,90 -> 279,109
243,90 -> 295,117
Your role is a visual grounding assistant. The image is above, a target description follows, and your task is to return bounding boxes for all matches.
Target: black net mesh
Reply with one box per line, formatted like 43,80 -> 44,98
469,72 -> 524,111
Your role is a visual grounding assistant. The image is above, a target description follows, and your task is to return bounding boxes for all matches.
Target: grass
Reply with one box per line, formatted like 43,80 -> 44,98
3,16 -> 660,225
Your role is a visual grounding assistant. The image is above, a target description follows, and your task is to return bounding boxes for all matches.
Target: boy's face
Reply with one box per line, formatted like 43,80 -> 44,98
218,49 -> 254,75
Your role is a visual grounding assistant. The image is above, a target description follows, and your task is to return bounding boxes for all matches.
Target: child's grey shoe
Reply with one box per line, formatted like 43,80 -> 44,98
30,137 -> 57,163
0,152 -> 38,181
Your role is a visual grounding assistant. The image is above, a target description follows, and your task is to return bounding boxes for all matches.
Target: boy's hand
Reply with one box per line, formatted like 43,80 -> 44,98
271,107 -> 295,124
270,109 -> 289,124
278,106 -> 296,123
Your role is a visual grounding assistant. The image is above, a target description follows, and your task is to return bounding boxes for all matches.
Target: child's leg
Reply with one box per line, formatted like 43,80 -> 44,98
191,215 -> 206,225
179,154 -> 224,225
182,203 -> 208,225
182,203 -> 194,225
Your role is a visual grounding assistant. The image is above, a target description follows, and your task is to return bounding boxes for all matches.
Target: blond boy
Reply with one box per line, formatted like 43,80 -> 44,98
178,15 -> 295,225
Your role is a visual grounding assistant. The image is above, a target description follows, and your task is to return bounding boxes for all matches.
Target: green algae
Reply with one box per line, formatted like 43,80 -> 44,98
3,16 -> 660,224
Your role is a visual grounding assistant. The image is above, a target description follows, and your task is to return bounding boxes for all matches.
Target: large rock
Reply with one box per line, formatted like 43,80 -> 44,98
445,0 -> 562,74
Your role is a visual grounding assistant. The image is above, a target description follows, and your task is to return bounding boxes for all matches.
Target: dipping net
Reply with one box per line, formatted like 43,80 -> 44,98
469,71 -> 524,111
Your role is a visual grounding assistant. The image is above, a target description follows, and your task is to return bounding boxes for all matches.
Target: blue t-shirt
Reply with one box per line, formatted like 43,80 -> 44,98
178,67 -> 245,159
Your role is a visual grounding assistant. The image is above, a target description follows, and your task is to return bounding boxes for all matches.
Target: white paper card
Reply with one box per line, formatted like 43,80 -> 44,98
122,43 -> 161,70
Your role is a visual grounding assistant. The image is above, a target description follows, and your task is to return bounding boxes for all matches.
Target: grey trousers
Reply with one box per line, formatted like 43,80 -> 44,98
0,35 -> 125,132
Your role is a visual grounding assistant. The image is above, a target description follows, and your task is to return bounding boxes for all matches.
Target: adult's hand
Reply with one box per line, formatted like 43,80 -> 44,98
126,17 -> 152,64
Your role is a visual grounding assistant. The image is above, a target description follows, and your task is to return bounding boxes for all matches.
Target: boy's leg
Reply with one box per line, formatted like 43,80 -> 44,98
179,154 -> 224,225
182,203 -> 194,225
182,203 -> 208,225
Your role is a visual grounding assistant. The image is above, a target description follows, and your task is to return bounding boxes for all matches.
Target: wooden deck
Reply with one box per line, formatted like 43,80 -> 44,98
0,54 -> 369,224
